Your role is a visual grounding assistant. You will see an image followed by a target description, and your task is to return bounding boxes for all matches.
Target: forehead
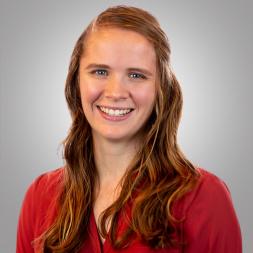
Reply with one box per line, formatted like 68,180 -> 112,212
81,27 -> 156,68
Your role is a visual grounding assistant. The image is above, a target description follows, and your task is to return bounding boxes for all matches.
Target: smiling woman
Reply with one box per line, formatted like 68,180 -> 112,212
16,5 -> 242,253
79,27 -> 156,142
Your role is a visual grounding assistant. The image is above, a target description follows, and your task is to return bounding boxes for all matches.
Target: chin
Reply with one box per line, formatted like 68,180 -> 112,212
97,130 -> 136,143
102,134 -> 131,142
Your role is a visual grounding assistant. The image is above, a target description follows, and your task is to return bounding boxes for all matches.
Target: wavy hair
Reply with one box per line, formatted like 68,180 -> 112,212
40,5 -> 199,252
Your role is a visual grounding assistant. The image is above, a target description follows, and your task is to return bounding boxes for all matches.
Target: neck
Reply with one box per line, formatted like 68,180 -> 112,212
92,135 -> 140,185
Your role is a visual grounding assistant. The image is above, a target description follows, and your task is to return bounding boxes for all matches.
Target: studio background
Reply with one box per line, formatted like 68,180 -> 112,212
1,0 -> 252,252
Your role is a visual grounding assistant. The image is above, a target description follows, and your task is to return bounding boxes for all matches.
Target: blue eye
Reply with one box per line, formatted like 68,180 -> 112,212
92,69 -> 108,76
129,73 -> 146,79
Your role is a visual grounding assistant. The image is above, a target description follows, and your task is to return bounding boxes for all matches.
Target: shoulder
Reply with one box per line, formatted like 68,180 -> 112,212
17,167 -> 65,253
198,167 -> 228,190
192,168 -> 232,206
31,167 -> 64,188
21,167 -> 64,210
182,168 -> 237,226
177,168 -> 242,252
20,166 -> 65,219
23,167 -> 64,223
28,167 -> 64,197
174,168 -> 231,217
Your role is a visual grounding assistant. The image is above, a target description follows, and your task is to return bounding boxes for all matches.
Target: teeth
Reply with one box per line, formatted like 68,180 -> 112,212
99,106 -> 132,116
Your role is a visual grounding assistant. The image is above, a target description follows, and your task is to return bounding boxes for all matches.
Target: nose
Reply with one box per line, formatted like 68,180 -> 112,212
104,75 -> 128,100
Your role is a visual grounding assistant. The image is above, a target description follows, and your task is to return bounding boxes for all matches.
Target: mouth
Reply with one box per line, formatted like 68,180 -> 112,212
97,105 -> 134,117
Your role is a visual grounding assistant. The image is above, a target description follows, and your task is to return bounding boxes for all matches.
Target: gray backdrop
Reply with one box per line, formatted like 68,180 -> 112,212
1,0 -> 252,252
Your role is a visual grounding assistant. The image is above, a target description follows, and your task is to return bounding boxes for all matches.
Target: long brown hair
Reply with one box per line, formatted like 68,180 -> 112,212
40,5 -> 199,252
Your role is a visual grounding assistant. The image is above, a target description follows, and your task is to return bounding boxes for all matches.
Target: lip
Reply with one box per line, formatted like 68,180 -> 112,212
97,105 -> 134,110
96,105 -> 134,121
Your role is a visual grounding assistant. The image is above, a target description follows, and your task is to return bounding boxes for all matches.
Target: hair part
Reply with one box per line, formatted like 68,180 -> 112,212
38,5 -> 199,252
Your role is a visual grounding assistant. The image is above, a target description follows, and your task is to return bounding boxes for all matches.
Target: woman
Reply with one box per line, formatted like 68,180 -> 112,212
16,5 -> 242,253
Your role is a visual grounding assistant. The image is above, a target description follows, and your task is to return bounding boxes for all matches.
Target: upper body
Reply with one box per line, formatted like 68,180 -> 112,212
16,5 -> 242,253
16,167 -> 242,253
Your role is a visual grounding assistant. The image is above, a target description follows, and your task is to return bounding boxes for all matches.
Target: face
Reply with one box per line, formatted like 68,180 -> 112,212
79,27 -> 157,144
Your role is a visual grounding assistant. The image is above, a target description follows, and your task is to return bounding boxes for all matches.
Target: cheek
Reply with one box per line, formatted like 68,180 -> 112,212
133,85 -> 156,108
80,81 -> 101,107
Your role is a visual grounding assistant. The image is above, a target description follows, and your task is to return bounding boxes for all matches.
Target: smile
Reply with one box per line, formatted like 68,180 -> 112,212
98,106 -> 133,117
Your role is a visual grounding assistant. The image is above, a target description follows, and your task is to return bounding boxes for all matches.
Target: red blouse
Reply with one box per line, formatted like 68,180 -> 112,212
16,168 -> 242,253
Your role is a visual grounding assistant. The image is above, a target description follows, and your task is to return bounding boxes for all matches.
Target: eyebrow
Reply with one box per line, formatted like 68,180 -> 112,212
85,63 -> 154,77
85,64 -> 110,70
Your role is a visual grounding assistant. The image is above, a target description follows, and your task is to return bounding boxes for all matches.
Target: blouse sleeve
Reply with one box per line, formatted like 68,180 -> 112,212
16,177 -> 40,253
183,170 -> 242,253
16,169 -> 61,253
